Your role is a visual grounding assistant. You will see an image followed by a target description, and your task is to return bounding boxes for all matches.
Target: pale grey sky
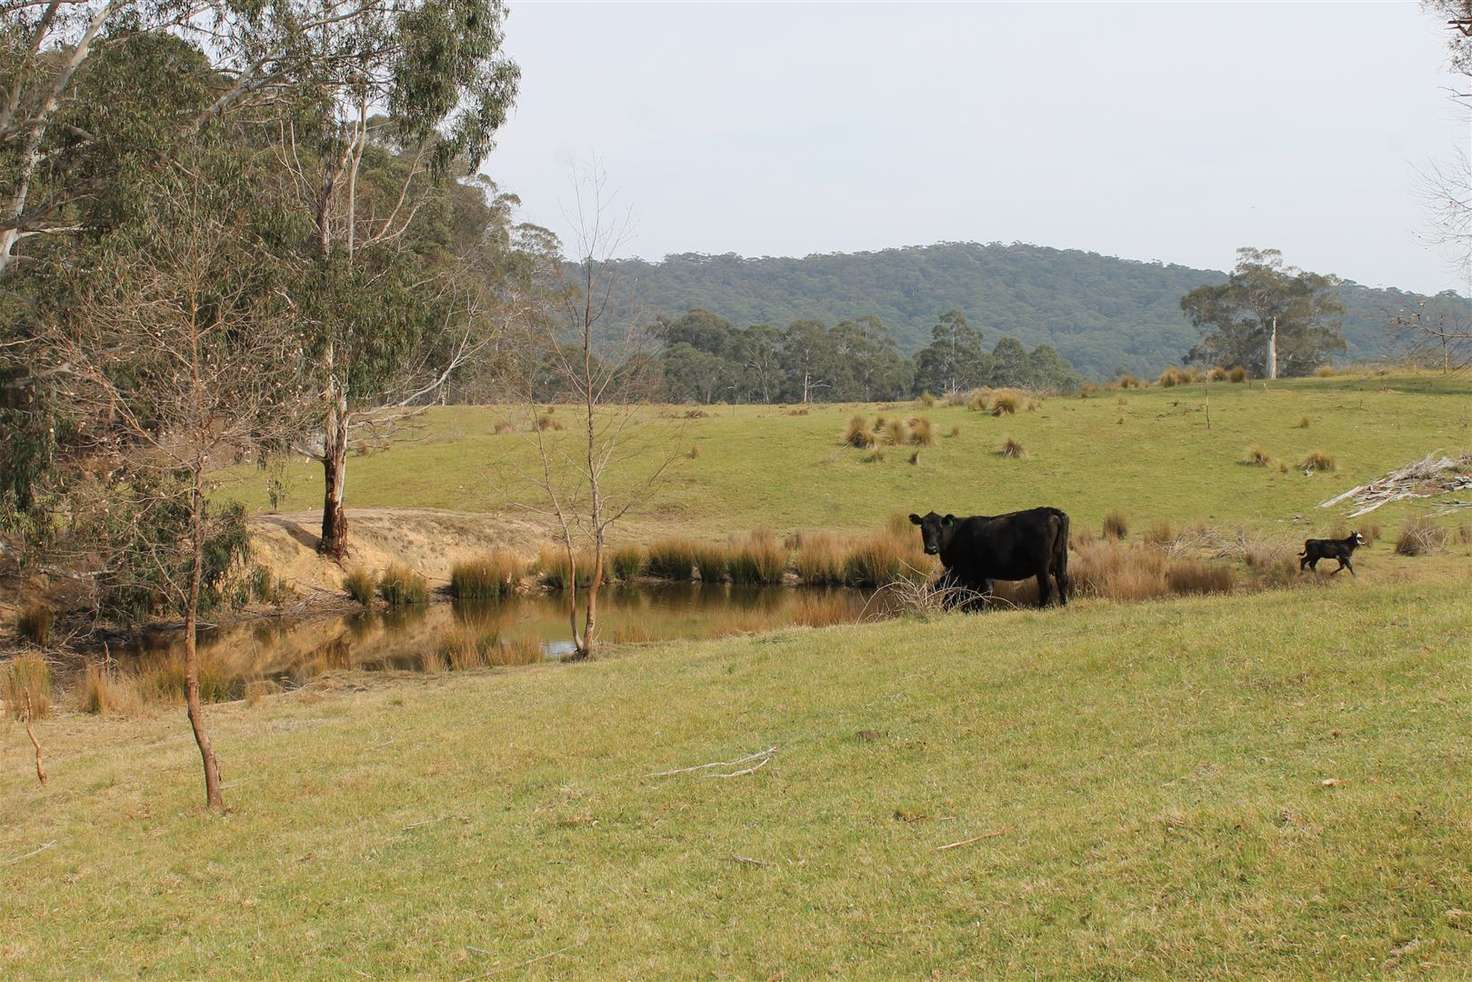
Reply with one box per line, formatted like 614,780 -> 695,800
485,1 -> 1471,295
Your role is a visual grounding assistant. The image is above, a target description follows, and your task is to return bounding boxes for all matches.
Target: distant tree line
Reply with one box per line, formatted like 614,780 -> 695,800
652,308 -> 1081,404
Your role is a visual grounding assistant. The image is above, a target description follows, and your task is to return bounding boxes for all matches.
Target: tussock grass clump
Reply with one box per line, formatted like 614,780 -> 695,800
1299,450 -> 1336,473
1143,521 -> 1175,547
1117,374 -> 1143,389
844,415 -> 876,448
491,637 -> 543,666
966,389 -> 991,412
1157,367 -> 1188,388
1294,416 -> 1311,429
728,530 -> 787,585
861,449 -> 885,464
535,414 -> 565,431
916,392 -> 936,408
645,539 -> 699,580
990,391 -> 1022,415
907,417 -> 934,446
1242,446 -> 1273,467
450,550 -> 524,600
1208,366 -> 1230,381
536,544 -> 594,589
1229,366 -> 1247,383
343,568 -> 377,606
943,390 -> 969,407
794,532 -> 846,585
998,436 -> 1026,458
441,628 -> 544,669
378,564 -> 429,605
1395,516 -> 1447,557
2,652 -> 51,719
1315,365 -> 1338,378
692,542 -> 731,582
243,679 -> 281,708
132,652 -> 235,706
842,535 -> 930,587
686,445 -> 700,460
15,603 -> 53,646
880,418 -> 909,446
1166,560 -> 1235,595
1079,382 -> 1099,398
608,544 -> 645,581
946,424 -> 960,438
1102,511 -> 1128,541
493,420 -> 514,434
77,662 -> 143,716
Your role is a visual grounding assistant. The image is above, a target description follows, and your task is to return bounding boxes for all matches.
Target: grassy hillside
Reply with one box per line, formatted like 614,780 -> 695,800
4,577 -> 1471,976
220,372 -> 1471,542
583,244 -> 1447,377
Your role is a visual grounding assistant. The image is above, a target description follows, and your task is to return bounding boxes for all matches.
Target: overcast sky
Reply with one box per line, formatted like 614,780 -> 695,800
484,1 -> 1471,295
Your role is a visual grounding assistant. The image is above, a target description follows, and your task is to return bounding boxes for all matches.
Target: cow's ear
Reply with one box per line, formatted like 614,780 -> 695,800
943,514 -> 956,526
908,514 -> 922,525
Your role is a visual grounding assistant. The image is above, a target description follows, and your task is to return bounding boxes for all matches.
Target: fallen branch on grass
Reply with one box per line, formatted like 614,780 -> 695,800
728,854 -> 771,867
936,827 -> 1010,851
1320,452 -> 1472,517
25,691 -> 46,786
1,840 -> 56,866
649,746 -> 777,779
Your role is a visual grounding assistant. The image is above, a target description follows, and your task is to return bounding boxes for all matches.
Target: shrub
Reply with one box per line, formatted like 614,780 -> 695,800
609,544 -> 645,581
15,603 -> 52,646
998,436 -> 1026,458
2,652 -> 51,720
844,415 -> 876,448
450,550 -> 524,599
881,418 -> 909,446
1228,366 -> 1247,383
645,539 -> 699,580
794,532 -> 846,585
728,530 -> 787,585
76,662 -> 143,716
917,392 -> 937,408
966,389 -> 990,412
1242,446 -> 1273,467
377,564 -> 429,605
1208,366 -> 1229,381
908,416 -> 934,446
1299,450 -> 1336,473
343,568 -> 377,606
1294,416 -> 1311,429
1395,516 -> 1447,557
692,542 -> 731,583
1102,511 -> 1128,540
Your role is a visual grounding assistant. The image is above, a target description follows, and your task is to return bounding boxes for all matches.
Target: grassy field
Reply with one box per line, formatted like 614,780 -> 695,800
4,577 -> 1471,976
218,373 -> 1472,539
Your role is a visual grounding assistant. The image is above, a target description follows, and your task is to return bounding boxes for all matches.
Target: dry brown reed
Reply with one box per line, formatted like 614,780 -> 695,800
450,550 -> 525,599
1102,511 -> 1128,540
645,539 -> 700,580
3,652 -> 51,719
1395,516 -> 1447,557
794,532 -> 846,585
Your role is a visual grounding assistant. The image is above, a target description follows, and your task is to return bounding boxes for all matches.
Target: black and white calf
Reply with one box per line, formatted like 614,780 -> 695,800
1299,530 -> 1367,576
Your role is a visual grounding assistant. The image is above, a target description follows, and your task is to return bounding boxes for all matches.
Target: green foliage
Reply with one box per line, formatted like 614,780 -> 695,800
1181,248 -> 1347,378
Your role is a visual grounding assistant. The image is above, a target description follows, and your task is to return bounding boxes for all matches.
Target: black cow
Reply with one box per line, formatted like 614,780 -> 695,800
1299,530 -> 1367,575
909,507 -> 1071,608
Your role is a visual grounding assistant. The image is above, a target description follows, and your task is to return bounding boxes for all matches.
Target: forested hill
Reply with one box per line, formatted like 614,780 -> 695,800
597,243 -> 1428,378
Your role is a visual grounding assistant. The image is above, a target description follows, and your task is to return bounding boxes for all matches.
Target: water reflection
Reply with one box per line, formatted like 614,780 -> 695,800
99,583 -> 878,693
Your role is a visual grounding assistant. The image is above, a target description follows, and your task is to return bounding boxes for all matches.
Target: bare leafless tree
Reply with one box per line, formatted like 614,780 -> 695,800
514,164 -> 677,660
41,161 -> 307,809
1391,293 -> 1472,372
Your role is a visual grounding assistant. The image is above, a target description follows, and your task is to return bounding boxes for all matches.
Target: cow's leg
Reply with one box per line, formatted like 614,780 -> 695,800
1035,571 -> 1051,607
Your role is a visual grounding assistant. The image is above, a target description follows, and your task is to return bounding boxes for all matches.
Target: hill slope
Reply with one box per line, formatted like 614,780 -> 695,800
597,243 -> 1440,378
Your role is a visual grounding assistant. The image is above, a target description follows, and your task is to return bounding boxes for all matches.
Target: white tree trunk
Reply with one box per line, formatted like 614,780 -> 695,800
1266,317 -> 1278,380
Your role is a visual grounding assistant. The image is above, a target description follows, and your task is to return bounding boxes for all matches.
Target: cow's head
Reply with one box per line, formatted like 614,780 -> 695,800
909,511 -> 957,556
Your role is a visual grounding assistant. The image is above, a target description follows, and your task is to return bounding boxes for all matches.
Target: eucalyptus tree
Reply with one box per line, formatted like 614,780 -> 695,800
210,0 -> 519,558
912,309 -> 989,395
1181,248 -> 1345,378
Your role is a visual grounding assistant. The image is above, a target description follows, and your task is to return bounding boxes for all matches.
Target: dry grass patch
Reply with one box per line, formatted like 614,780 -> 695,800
449,550 -> 524,599
1242,446 -> 1273,467
608,543 -> 646,581
343,568 -> 377,606
15,603 -> 52,646
1294,416 -> 1311,429
908,416 -> 934,446
534,414 -> 565,431
916,392 -> 937,408
377,564 -> 429,605
1299,450 -> 1336,474
645,539 -> 699,580
691,542 -> 731,583
76,662 -> 144,716
946,424 -> 960,438
1117,374 -> 1144,389
728,529 -> 787,585
536,544 -> 595,589
1102,511 -> 1129,541
843,415 -> 875,448
2,652 -> 51,719
842,534 -> 931,588
1157,367 -> 1189,388
998,436 -> 1026,459
794,532 -> 846,585
880,418 -> 909,446
966,389 -> 990,412
1395,516 -> 1447,557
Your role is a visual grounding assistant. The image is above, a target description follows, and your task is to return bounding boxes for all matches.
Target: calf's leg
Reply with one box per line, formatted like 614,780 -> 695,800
1035,571 -> 1051,607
